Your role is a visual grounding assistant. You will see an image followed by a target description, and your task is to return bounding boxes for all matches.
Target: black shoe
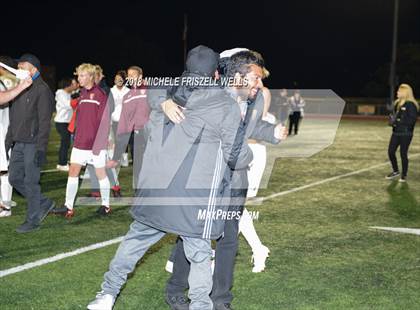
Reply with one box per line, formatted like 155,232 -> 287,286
399,176 -> 407,183
51,205 -> 69,215
16,221 -> 40,233
165,295 -> 190,310
214,303 -> 234,310
96,205 -> 112,216
38,201 -> 56,223
385,171 -> 400,179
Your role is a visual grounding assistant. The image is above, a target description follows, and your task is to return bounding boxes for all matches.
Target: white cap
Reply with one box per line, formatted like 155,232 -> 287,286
219,48 -> 249,59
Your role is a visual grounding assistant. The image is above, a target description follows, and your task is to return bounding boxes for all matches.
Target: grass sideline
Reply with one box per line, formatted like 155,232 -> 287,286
0,119 -> 420,309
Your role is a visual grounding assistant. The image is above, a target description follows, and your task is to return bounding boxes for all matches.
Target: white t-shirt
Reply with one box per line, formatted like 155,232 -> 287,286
54,89 -> 73,123
111,85 -> 130,122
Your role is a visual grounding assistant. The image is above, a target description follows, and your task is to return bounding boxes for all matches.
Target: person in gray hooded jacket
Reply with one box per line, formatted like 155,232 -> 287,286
87,45 -> 253,310
165,49 -> 287,310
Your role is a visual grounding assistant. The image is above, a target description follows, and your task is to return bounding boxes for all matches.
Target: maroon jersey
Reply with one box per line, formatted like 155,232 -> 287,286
117,85 -> 150,135
73,84 -> 109,153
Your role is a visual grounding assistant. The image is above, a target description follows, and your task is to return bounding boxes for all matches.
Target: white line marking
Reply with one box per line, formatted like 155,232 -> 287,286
0,236 -> 123,278
251,153 -> 420,204
2,154 -> 419,278
370,227 -> 420,236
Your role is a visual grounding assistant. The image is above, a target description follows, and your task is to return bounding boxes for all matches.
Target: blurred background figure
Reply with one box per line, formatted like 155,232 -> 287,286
55,77 -> 79,171
110,70 -> 130,167
274,88 -> 289,125
288,90 -> 305,135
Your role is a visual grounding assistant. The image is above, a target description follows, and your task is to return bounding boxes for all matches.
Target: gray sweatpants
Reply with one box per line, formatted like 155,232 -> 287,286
101,220 -> 213,310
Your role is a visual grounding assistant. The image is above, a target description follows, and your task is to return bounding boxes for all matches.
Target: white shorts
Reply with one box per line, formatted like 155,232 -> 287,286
70,148 -> 107,168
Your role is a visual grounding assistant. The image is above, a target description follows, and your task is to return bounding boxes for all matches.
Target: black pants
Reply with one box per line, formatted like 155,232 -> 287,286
55,122 -> 71,165
388,132 -> 413,177
166,188 -> 247,304
8,143 -> 53,224
288,111 -> 301,135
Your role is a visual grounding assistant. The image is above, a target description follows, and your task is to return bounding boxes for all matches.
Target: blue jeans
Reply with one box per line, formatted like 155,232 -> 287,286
101,220 -> 213,310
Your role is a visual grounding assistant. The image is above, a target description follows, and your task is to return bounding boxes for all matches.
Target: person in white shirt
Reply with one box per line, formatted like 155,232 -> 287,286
54,77 -> 79,171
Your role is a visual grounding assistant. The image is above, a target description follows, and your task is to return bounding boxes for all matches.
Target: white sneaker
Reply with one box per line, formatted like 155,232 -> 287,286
165,260 -> 174,273
121,153 -> 129,167
0,207 -> 11,217
87,291 -> 115,310
251,245 -> 270,273
56,164 -> 69,172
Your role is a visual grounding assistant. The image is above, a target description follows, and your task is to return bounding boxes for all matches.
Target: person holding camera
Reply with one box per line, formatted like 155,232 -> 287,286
386,83 -> 419,182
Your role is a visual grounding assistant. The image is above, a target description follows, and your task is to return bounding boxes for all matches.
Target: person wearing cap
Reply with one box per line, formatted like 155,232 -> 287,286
5,53 -> 56,232
87,45 -> 253,310
164,49 -> 287,310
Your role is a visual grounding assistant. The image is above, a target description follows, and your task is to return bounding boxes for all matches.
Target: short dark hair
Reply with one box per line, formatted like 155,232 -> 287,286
225,50 -> 265,78
115,70 -> 127,80
58,77 -> 74,89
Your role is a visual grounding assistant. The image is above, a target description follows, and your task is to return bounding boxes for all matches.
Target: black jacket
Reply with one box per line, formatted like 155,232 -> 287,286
5,77 -> 54,152
392,101 -> 418,134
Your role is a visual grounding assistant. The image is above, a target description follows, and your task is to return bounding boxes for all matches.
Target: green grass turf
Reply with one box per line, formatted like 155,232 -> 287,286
0,119 -> 419,309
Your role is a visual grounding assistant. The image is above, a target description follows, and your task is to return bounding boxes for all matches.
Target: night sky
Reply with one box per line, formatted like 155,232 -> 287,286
2,0 -> 419,96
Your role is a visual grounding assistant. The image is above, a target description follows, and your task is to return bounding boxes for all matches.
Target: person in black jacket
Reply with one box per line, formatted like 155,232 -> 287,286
5,54 -> 55,233
386,83 -> 419,182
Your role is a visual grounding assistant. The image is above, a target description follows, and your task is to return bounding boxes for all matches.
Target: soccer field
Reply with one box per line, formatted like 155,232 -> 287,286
1,119 -> 420,310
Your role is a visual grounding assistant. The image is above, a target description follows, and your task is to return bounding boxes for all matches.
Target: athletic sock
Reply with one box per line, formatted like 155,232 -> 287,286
239,208 -> 263,252
65,176 -> 79,210
0,174 -> 12,204
99,177 -> 110,207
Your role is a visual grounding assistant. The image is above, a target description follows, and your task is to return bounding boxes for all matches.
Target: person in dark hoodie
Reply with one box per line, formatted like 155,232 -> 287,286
87,45 -> 253,310
5,54 -> 56,233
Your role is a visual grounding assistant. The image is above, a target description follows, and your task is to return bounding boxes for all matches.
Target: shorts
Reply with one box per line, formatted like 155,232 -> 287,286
70,147 -> 107,168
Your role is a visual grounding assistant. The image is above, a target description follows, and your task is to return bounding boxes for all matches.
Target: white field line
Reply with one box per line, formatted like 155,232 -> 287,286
370,227 -> 420,235
1,154 -> 419,278
256,153 -> 420,204
0,237 -> 123,278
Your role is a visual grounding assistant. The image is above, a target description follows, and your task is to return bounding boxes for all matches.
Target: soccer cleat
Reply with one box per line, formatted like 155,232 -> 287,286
385,171 -> 400,179
96,206 -> 111,216
399,176 -> 407,183
90,191 -> 101,201
251,245 -> 270,273
87,291 -> 115,310
51,205 -> 74,218
165,295 -> 190,310
111,186 -> 122,198
0,206 -> 11,217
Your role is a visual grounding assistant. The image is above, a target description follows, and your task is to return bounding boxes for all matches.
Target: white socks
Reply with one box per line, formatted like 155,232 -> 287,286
65,176 -> 79,210
239,208 -> 263,253
99,177 -> 110,207
0,174 -> 12,204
